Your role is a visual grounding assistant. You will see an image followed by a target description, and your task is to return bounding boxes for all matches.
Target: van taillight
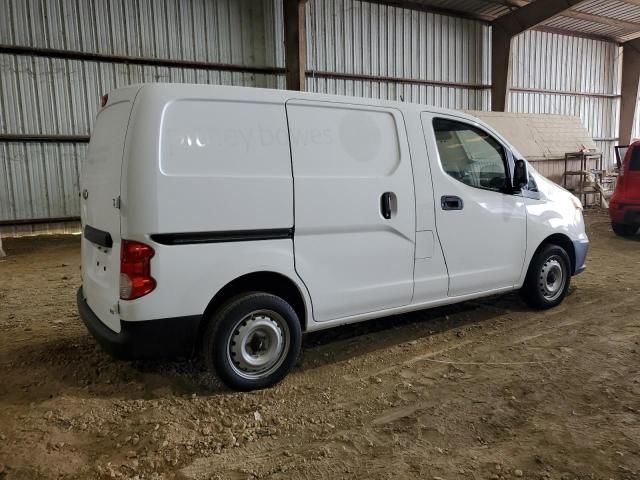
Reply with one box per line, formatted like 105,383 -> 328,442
120,240 -> 156,300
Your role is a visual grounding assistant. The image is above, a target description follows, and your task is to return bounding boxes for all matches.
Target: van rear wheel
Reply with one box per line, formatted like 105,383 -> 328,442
612,222 -> 638,236
203,292 -> 302,391
521,244 -> 571,310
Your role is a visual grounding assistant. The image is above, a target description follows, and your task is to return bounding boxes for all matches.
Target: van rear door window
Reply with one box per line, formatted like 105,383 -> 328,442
160,100 -> 291,177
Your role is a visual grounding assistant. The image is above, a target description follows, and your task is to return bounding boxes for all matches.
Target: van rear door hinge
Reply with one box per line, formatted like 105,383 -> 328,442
113,196 -> 121,209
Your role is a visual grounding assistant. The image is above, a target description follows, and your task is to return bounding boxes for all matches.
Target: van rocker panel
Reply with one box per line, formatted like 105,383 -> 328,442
77,288 -> 200,359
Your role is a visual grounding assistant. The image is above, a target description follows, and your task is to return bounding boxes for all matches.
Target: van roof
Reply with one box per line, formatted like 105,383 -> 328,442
122,83 -> 484,125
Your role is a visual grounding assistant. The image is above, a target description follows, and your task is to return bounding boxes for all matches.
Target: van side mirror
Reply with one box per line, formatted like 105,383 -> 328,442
513,159 -> 528,192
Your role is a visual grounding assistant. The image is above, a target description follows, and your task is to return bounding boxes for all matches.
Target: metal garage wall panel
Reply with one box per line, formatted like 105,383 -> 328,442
0,60 -> 284,226
0,142 -> 84,221
509,30 -> 622,166
0,0 -> 284,228
0,54 -> 284,223
306,0 -> 488,82
305,0 -> 490,109
268,0 -> 286,69
0,53 -> 285,136
0,0 -> 285,68
511,30 -> 621,94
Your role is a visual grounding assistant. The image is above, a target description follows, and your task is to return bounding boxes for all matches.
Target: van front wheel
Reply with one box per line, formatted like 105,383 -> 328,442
203,292 -> 302,391
521,244 -> 571,310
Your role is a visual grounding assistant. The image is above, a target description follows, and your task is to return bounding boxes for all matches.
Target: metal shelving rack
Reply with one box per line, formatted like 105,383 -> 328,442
562,152 -> 604,206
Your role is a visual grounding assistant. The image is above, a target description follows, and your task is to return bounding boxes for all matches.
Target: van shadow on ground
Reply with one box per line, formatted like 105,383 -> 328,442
0,290 -> 546,403
299,290 -> 532,370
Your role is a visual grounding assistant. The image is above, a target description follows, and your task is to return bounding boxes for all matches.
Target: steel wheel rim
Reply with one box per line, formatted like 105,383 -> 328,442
227,309 -> 290,380
540,255 -> 565,301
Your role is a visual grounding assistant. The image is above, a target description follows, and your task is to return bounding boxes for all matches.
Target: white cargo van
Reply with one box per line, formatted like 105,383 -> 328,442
77,84 -> 589,391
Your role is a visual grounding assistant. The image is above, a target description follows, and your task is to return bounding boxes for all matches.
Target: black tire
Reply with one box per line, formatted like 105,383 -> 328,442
612,222 -> 638,237
203,292 -> 302,391
521,244 -> 571,310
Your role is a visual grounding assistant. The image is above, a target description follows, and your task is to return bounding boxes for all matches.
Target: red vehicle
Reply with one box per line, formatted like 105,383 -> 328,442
610,142 -> 640,236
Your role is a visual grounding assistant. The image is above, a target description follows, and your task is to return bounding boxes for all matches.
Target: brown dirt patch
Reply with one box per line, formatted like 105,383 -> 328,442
0,211 -> 639,479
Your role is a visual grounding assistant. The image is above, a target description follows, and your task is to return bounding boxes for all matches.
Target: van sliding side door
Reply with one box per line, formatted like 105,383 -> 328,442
286,100 -> 416,322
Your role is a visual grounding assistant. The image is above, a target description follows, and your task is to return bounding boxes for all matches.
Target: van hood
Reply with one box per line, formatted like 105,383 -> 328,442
527,163 -> 586,237
529,163 -> 580,207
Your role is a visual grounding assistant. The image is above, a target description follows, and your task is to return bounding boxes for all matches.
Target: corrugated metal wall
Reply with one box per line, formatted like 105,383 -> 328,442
0,0 -> 285,235
0,0 -> 628,235
0,0 -> 285,67
508,29 -> 622,166
303,2 -> 621,164
305,0 -> 491,109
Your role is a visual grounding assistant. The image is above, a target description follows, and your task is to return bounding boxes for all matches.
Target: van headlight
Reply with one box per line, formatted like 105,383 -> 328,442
570,195 -> 583,211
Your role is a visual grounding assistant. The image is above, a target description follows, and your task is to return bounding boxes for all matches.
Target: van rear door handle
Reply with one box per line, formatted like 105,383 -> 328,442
441,195 -> 464,211
84,225 -> 113,248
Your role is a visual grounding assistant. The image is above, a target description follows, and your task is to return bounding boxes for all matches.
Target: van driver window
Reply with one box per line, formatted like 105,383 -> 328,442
433,118 -> 508,192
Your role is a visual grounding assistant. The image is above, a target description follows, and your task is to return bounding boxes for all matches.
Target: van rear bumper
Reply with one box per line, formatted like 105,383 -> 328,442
77,287 -> 201,360
609,202 -> 640,225
623,208 -> 640,225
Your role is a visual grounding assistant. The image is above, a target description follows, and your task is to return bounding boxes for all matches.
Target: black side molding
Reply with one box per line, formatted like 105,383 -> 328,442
150,228 -> 294,246
84,225 -> 113,248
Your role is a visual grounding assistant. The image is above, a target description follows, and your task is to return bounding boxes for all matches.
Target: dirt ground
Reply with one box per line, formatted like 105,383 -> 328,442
0,210 -> 639,480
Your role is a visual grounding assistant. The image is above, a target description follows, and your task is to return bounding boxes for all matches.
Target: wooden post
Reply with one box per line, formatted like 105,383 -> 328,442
491,26 -> 513,112
283,0 -> 307,91
490,0 -> 584,112
619,40 -> 640,145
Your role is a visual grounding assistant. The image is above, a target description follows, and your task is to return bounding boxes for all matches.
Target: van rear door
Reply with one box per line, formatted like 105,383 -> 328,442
80,87 -> 139,333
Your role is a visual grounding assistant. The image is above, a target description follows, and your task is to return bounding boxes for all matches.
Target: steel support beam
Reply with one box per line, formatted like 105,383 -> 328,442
559,9 -> 640,33
0,134 -> 90,143
491,0 -> 585,111
306,70 -> 490,90
0,44 -> 284,75
491,27 -> 513,112
619,39 -> 640,145
0,216 -> 80,227
533,26 -> 619,44
360,0 -> 492,22
283,0 -> 307,91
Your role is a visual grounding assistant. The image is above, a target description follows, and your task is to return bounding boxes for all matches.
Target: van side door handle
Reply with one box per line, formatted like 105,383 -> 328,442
380,192 -> 392,219
441,195 -> 464,211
